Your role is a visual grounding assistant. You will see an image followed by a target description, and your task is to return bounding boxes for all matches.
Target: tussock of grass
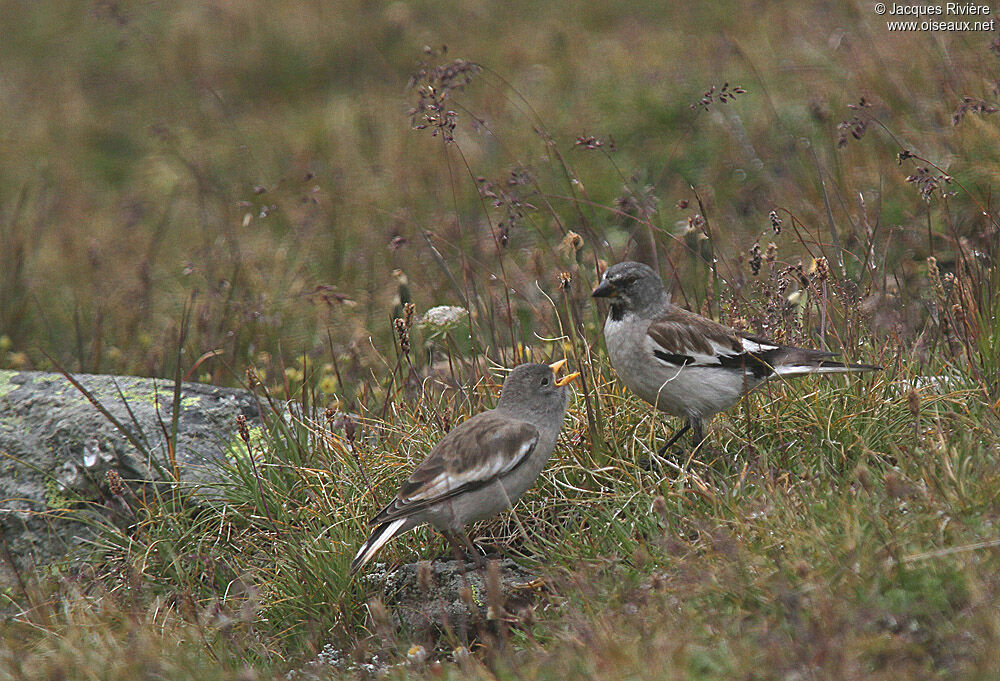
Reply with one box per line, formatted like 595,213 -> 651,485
7,346 -> 998,678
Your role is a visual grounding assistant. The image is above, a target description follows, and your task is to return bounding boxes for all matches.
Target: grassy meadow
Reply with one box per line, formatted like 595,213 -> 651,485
2,0 -> 1000,678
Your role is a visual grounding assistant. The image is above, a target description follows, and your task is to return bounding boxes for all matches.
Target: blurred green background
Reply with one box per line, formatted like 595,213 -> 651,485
1,0 -> 996,387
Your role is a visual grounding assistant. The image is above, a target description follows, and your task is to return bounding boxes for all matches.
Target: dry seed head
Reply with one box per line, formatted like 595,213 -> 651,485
105,469 -> 125,496
691,82 -> 746,110
574,135 -> 614,150
769,210 -> 782,234
394,317 -> 411,355
836,116 -> 867,147
558,230 -> 584,255
236,414 -> 250,443
652,495 -> 668,519
906,166 -> 954,201
952,96 -> 999,126
854,464 -> 873,492
813,256 -> 829,283
907,389 -> 921,418
776,270 -> 790,296
926,256 -> 945,301
836,99 -> 872,148
765,242 -> 778,263
749,243 -> 763,276
951,302 -> 967,325
558,271 -> 572,290
417,561 -> 433,592
406,57 -> 480,142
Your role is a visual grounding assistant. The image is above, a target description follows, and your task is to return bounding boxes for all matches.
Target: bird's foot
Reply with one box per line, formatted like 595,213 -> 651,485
442,531 -> 490,569
640,447 -> 705,474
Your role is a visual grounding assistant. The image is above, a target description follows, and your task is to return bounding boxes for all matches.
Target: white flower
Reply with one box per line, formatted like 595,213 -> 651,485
418,306 -> 468,333
406,644 -> 427,664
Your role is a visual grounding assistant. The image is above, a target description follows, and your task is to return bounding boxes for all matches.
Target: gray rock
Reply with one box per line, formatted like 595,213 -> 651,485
379,556 -> 542,641
0,370 -> 259,586
291,557 -> 543,678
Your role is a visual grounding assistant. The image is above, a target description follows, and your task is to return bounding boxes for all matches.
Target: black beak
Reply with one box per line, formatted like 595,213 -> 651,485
591,280 -> 618,298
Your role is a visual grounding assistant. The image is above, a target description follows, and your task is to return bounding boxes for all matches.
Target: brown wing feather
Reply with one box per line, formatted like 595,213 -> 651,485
646,306 -> 742,357
368,411 -> 539,525
647,306 -> 851,377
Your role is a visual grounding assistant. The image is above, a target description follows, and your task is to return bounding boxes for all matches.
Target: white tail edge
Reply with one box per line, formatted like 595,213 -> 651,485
350,517 -> 408,575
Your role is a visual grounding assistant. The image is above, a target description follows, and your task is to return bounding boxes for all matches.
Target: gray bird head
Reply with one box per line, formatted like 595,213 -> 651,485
496,361 -> 578,419
591,261 -> 668,317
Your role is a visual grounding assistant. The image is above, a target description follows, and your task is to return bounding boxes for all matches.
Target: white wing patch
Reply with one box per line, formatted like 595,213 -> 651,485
647,330 -> 782,369
740,337 -> 779,353
404,433 -> 537,503
646,334 -> 741,367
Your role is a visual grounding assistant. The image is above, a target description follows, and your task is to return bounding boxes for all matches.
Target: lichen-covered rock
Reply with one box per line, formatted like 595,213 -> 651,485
292,557 -> 544,678
0,370 -> 259,585
371,557 -> 544,642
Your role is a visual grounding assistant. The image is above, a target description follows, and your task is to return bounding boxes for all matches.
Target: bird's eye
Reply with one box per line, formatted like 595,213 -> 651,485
541,377 -> 550,386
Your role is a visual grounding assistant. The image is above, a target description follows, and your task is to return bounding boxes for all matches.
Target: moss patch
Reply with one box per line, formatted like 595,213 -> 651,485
0,371 -> 18,400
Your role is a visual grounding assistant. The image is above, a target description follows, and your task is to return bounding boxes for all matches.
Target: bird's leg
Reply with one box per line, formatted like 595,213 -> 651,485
690,417 -> 706,450
657,421 -> 691,456
443,530 -> 486,569
443,530 -> 467,563
458,530 -> 487,569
